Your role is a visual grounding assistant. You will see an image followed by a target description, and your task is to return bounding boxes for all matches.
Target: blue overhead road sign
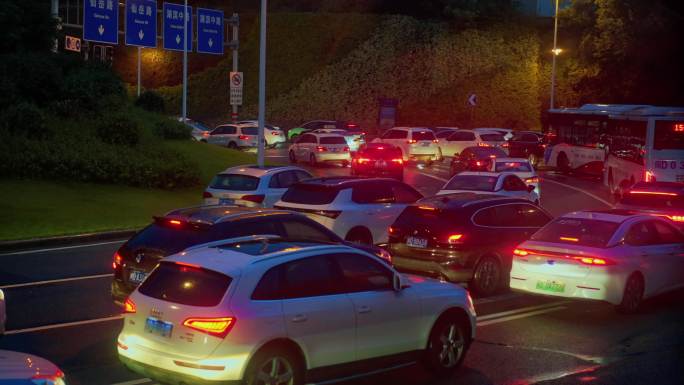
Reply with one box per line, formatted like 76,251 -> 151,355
83,0 -> 118,44
163,2 -> 193,51
197,8 -> 224,55
125,0 -> 158,48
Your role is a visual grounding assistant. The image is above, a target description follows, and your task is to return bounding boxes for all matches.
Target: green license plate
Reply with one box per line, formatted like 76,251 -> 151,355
536,280 -> 565,293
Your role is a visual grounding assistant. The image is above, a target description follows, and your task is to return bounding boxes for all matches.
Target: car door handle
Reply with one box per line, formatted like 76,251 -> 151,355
291,314 -> 308,323
357,305 -> 372,314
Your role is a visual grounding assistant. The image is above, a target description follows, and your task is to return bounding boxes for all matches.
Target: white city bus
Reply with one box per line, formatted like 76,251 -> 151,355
545,104 -> 684,197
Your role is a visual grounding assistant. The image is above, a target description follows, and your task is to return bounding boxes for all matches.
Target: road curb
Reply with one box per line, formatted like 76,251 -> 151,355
0,229 -> 138,254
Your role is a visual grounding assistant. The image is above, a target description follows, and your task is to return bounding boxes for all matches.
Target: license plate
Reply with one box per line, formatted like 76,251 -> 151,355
219,198 -> 234,205
331,148 -> 339,152
406,236 -> 428,248
145,317 -> 173,338
129,270 -> 147,284
375,160 -> 387,168
535,280 -> 565,293
421,142 -> 430,147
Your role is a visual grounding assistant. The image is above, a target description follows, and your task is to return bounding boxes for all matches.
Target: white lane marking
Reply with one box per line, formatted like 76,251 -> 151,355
265,155 -> 289,158
477,306 -> 566,327
416,171 -> 448,183
109,379 -> 153,385
5,315 -> 123,335
0,240 -> 126,256
477,300 -> 570,321
543,178 -> 614,208
0,273 -> 114,290
473,292 -> 522,305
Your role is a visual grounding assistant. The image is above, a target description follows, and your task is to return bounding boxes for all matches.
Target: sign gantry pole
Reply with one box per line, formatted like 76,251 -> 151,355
182,0 -> 189,123
257,0 -> 267,168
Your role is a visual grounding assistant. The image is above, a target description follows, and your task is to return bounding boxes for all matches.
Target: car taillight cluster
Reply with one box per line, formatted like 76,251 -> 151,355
478,142 -> 491,147
183,316 -> 236,338
113,252 -> 123,270
343,146 -> 350,152
31,369 -> 65,383
513,248 -> 615,266
238,135 -> 250,140
241,194 -> 265,204
391,158 -> 403,165
447,234 -> 464,245
525,177 -> 540,184
407,139 -> 417,144
667,215 -> 684,222
123,297 -> 136,314
356,157 -> 371,164
272,131 -> 280,136
316,146 -> 328,152
203,191 -> 213,199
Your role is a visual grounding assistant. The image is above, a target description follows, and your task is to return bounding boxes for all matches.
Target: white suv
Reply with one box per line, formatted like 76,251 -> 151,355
288,133 -> 351,167
117,238 -> 476,385
373,127 -> 440,163
275,177 -> 423,244
207,124 -> 259,149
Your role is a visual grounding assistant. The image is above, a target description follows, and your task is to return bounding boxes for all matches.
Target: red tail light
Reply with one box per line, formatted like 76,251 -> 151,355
432,139 -> 439,143
502,142 -> 510,148
169,219 -> 182,226
343,146 -> 350,152
183,317 -> 236,338
113,252 -> 122,269
123,298 -> 136,314
388,226 -> 396,234
447,234 -> 464,244
475,161 -> 483,167
666,215 -> 684,222
176,261 -> 201,269
391,158 -> 403,165
203,191 -> 213,198
316,146 -> 328,152
238,135 -> 250,140
241,194 -> 265,203
356,158 -> 371,164
629,190 -> 676,196
202,132 -> 210,137
272,131 -> 280,136
478,142 -> 491,147
513,248 -> 615,266
574,256 -> 615,266
525,177 -> 540,184
407,139 -> 417,144
32,369 -> 65,381
513,248 -> 529,256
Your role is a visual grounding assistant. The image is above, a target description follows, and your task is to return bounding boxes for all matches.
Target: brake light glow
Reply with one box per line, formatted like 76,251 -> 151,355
202,191 -> 213,199
31,369 -> 65,381
123,298 -> 136,314
560,236 -> 579,242
169,219 -> 182,226
630,190 -> 676,196
238,135 -> 250,140
316,146 -> 328,152
391,158 -> 404,164
447,234 -> 464,244
478,142 -> 491,147
525,177 -> 540,184
475,161 -> 483,166
502,142 -> 509,147
433,139 -> 439,143
241,194 -> 265,203
175,261 -> 200,269
343,146 -> 350,152
418,205 -> 436,211
644,170 -> 656,182
513,248 -> 529,256
667,215 -> 684,222
183,317 -> 236,338
356,158 -> 371,164
407,139 -> 417,144
113,252 -> 122,269
575,257 -> 614,266
272,131 -> 280,136
388,226 -> 396,234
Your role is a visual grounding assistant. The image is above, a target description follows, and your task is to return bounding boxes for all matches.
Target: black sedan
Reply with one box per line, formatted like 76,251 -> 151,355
449,146 -> 508,176
507,131 -> 547,166
350,143 -> 404,180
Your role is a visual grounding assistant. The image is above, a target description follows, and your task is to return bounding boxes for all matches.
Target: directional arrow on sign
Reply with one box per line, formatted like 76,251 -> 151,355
138,30 -> 144,40
176,34 -> 181,45
208,38 -> 213,48
98,25 -> 105,36
468,93 -> 478,106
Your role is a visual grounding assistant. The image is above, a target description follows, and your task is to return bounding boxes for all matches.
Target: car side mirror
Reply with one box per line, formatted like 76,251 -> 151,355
527,185 -> 535,192
393,273 -> 403,292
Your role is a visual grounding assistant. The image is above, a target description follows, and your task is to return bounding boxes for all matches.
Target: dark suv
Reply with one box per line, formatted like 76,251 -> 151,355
111,205 -> 390,305
388,194 -> 552,295
616,182 -> 684,229
507,131 -> 546,166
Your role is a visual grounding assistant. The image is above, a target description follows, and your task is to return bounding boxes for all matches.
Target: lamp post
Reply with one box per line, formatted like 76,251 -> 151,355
257,0 -> 267,167
550,0 -> 560,110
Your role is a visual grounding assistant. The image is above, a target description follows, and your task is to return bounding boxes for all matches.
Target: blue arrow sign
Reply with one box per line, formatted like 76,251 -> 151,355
163,2 -> 193,51
125,0 -> 158,48
83,0 -> 118,44
196,8 -> 224,55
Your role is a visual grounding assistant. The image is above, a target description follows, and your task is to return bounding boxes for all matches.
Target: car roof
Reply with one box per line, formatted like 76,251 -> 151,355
310,132 -> 346,138
474,127 -> 512,131
163,206 -> 296,226
218,164 -> 303,177
391,127 -> 432,131
493,157 -> 531,163
166,242 -> 356,276
560,210 -> 649,223
297,176 -> 396,187
453,171 -> 510,177
628,182 -> 684,195
417,193 -> 527,209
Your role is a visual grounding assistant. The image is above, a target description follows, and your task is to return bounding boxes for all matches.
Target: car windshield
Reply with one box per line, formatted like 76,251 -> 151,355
192,121 -> 211,131
480,133 -> 505,141
126,222 -> 214,256
620,192 -> 684,209
139,262 -> 232,307
495,161 -> 532,172
412,131 -> 436,141
359,147 -> 402,159
469,147 -> 507,158
444,175 -> 498,191
241,127 -> 258,135
210,174 -> 260,191
531,218 -> 620,247
320,136 -> 347,144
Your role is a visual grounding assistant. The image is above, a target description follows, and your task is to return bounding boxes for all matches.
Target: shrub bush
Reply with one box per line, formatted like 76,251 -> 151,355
0,102 -> 50,139
153,118 -> 191,140
96,114 -> 142,147
135,90 -> 165,112
62,64 -> 126,112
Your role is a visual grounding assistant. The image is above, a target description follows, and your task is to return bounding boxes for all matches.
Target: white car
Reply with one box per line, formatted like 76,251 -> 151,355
288,133 -> 351,167
439,130 -> 508,158
474,127 -> 514,141
177,118 -> 212,142
510,210 -> 684,313
311,128 -> 365,152
489,157 -> 541,197
434,128 -> 460,146
0,349 -> 66,384
206,124 -> 259,149
237,120 -> 287,147
0,289 -> 5,335
372,127 -> 441,163
275,177 -> 423,244
203,165 -> 313,208
438,172 -> 540,204
117,238 -> 476,385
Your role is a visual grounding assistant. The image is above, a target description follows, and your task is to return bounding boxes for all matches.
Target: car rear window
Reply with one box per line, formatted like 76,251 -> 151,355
281,184 -> 339,205
479,133 -> 505,142
139,262 -> 232,307
320,136 -> 347,145
495,161 -> 532,172
210,174 -> 260,191
359,147 -> 402,159
444,175 -> 498,191
412,131 -> 436,141
470,147 -> 507,158
127,222 -> 213,256
620,193 -> 684,209
531,218 -> 620,247
241,127 -> 258,135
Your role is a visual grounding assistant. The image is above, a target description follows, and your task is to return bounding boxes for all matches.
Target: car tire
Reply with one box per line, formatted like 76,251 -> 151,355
228,142 -> 238,150
244,346 -> 303,385
557,152 -> 570,174
345,228 -> 373,245
289,150 -> 297,163
471,256 -> 502,296
309,153 -> 317,167
423,313 -> 469,377
616,273 -> 644,314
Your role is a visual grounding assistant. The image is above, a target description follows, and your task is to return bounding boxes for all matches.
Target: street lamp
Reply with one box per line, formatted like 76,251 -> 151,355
550,0 -> 560,110
257,0 -> 268,167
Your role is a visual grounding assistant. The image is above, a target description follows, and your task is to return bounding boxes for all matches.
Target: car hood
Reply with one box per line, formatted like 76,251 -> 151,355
0,350 -> 61,379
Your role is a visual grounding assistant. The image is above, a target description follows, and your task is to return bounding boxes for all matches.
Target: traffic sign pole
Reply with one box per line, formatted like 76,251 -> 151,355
232,13 -> 239,123
182,0 -> 188,123
257,0 -> 267,167
137,47 -> 141,97
52,0 -> 59,53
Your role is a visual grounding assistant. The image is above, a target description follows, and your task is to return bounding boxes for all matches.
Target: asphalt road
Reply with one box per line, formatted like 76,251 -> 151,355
1,153 -> 682,385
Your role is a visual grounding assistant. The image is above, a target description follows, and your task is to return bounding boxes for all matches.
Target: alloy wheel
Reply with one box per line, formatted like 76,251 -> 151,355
255,356 -> 294,385
436,322 -> 465,368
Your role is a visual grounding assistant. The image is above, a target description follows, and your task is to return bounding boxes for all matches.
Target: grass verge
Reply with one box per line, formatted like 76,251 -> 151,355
0,141 -> 256,241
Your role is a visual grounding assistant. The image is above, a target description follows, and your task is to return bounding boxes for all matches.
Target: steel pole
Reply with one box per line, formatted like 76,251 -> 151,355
51,0 -> 59,53
232,13 -> 239,123
257,0 -> 267,167
182,0 -> 189,123
550,0 -> 560,110
137,47 -> 142,97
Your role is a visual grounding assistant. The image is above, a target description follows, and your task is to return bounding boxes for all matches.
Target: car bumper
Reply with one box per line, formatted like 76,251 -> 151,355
111,279 -> 133,307
119,355 -> 241,385
315,153 -> 351,162
509,268 -> 625,305
266,136 -> 286,145
353,166 -> 402,178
